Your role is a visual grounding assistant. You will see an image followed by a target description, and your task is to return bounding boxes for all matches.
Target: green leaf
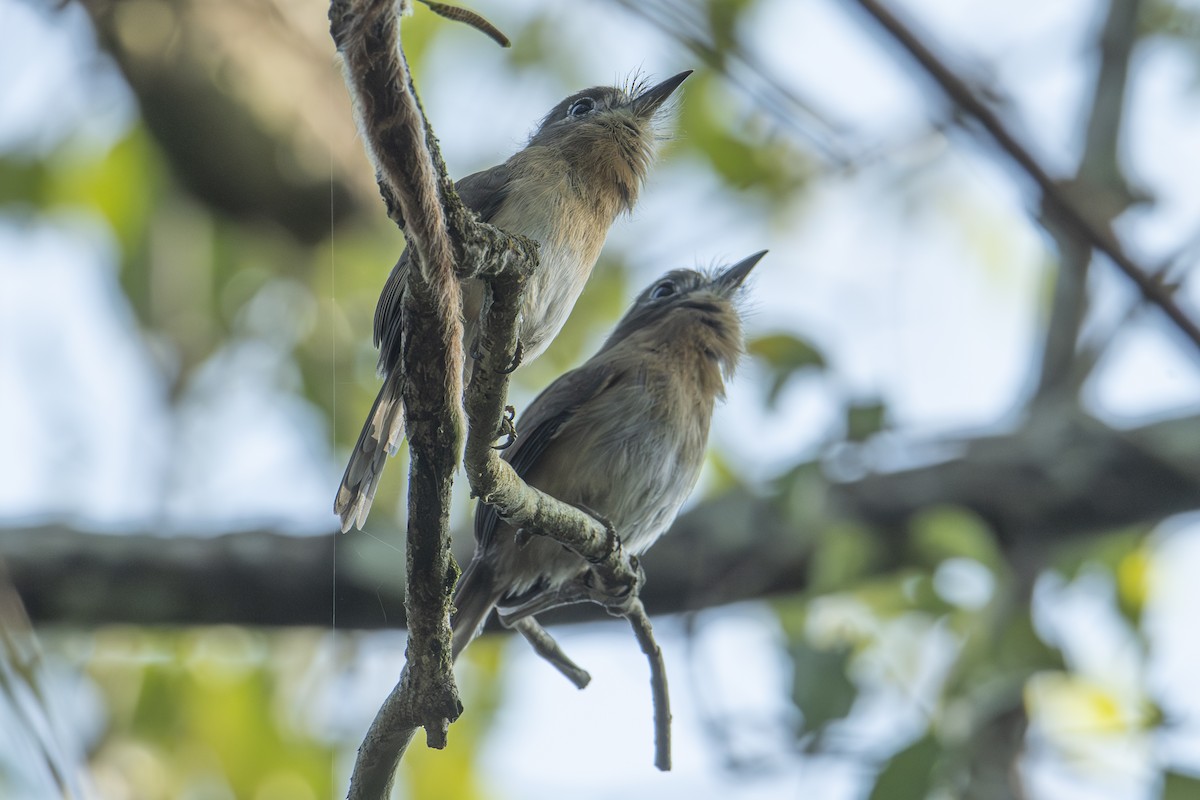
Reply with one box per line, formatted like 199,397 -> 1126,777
909,506 -> 1003,569
676,72 -> 812,200
846,400 -> 887,441
868,733 -> 940,800
1163,771 -> 1200,800
809,522 -> 879,592
747,333 -> 826,408
995,612 -> 1063,677
705,0 -> 757,56
789,638 -> 857,732
0,157 -> 52,207
1053,528 -> 1152,627
704,448 -> 745,495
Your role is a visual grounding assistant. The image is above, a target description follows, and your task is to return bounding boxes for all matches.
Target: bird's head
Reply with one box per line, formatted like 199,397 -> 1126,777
602,250 -> 767,388
526,70 -> 692,211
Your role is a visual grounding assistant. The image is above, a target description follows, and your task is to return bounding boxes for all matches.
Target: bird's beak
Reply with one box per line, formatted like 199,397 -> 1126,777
631,69 -> 693,118
715,250 -> 768,294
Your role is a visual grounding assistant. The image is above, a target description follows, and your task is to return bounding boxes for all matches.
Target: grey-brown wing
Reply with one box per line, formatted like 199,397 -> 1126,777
454,163 -> 512,224
474,363 -> 618,550
372,163 -> 513,370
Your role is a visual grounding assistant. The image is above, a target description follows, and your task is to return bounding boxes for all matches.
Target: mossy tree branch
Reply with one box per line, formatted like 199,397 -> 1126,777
330,1 -> 461,794
329,0 -> 669,792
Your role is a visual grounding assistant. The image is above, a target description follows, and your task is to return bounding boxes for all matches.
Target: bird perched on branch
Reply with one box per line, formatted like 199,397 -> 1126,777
451,251 -> 767,660
336,70 -> 693,532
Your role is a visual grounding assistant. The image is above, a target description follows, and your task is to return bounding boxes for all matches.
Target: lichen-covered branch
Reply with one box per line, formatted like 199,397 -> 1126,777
460,267 -> 640,590
346,682 -> 419,800
328,0 -> 667,788
329,0 -> 466,794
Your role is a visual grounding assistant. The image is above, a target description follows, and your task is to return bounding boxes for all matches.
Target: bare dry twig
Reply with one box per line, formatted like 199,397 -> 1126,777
416,0 -> 511,47
508,617 -> 592,689
627,599 -> 673,771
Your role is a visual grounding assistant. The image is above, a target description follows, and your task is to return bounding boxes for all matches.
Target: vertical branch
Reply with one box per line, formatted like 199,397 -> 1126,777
627,600 -> 672,771
399,266 -> 465,747
1035,0 -> 1142,401
331,0 -> 465,434
330,1 -> 464,795
332,0 -> 674,780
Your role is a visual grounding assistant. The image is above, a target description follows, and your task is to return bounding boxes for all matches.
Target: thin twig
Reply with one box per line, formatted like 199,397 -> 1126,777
852,0 -> 1200,357
347,677 -> 420,800
612,0 -> 851,168
626,599 -> 672,771
416,0 -> 510,47
508,617 -> 592,689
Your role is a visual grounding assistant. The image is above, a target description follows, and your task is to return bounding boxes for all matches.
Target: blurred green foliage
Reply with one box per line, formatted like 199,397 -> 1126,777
1164,771 -> 1200,800
747,332 -> 826,408
65,628 -> 506,799
677,71 -> 811,198
5,0 -> 1196,797
868,734 -> 940,800
86,628 -> 338,799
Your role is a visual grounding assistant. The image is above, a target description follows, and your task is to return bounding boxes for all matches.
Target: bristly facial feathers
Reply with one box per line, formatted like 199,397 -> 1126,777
599,253 -> 764,394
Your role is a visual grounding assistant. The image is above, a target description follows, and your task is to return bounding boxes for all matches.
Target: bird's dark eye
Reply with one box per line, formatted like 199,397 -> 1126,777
649,280 -> 676,300
568,97 -> 596,117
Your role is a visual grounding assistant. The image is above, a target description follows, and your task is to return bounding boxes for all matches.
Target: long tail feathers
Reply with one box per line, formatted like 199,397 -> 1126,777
334,375 -> 407,532
450,558 -> 500,662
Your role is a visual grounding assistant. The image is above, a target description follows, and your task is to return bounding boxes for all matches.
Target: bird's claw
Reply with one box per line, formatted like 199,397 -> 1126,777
492,405 -> 517,450
501,340 -> 525,374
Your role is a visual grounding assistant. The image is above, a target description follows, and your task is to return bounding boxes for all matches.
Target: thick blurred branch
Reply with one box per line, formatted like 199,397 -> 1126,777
82,0 -> 362,243
852,0 -> 1200,356
832,410 -> 1200,542
8,411 -> 1199,629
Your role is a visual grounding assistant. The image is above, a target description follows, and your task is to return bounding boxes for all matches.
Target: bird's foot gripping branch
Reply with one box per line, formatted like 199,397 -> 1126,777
330,1 -> 673,795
